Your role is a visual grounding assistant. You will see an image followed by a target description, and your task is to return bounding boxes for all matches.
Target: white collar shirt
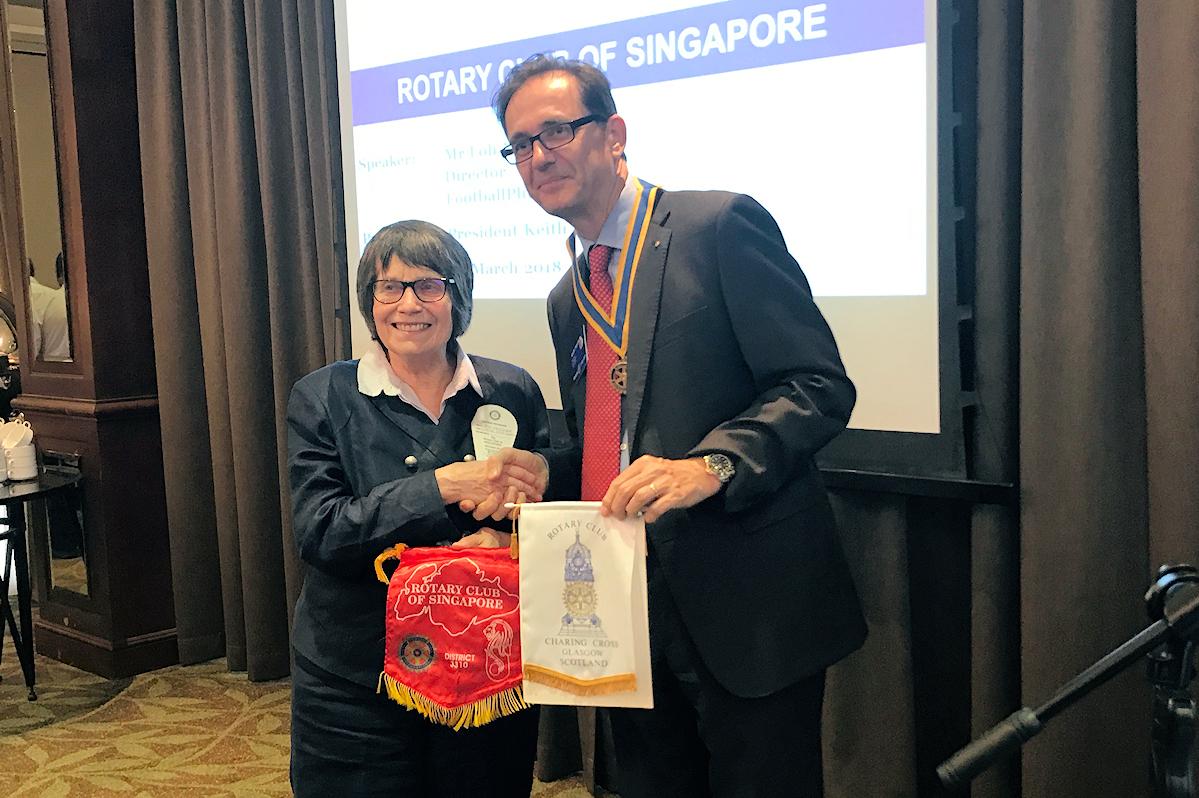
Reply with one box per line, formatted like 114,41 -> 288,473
356,339 -> 482,423
574,175 -> 641,281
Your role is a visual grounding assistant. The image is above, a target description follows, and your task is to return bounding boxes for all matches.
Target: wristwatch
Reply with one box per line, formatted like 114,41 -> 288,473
702,453 -> 736,486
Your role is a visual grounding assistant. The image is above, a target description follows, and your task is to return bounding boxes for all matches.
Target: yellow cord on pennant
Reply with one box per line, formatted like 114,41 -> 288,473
509,506 -> 520,560
373,544 -> 407,584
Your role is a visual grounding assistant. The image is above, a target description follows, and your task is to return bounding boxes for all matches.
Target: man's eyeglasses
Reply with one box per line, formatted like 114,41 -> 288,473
501,114 -> 603,164
370,277 -> 455,304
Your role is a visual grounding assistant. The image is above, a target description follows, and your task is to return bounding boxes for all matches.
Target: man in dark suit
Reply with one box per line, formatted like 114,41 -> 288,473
492,56 -> 867,798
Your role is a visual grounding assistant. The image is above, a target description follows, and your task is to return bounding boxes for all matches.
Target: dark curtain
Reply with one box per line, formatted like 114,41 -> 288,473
133,0 -> 347,680
1017,1 -> 1150,795
973,2 -> 1198,796
1136,5 -> 1199,569
817,3 -> 1023,795
824,2 -> 1199,796
823,493 -> 922,797
967,3 -> 1023,797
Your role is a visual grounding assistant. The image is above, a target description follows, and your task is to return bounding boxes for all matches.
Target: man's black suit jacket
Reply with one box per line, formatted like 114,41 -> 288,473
544,190 -> 867,698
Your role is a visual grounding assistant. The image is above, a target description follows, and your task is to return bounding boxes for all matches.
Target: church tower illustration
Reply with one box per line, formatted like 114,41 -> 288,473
560,530 -> 604,636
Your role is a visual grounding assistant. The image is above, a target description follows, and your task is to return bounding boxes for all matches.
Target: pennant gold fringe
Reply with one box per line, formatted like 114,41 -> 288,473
377,672 -> 530,731
523,663 -> 637,696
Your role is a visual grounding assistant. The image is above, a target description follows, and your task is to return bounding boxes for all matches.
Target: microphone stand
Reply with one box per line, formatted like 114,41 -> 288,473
937,564 -> 1199,796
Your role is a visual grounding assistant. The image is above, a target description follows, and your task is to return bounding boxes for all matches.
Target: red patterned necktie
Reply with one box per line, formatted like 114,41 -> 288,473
580,244 -> 621,501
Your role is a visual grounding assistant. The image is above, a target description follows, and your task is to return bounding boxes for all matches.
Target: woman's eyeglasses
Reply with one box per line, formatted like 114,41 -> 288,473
370,277 -> 455,304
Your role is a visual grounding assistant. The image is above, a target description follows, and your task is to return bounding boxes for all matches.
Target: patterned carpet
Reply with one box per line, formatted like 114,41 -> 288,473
0,636 -> 600,796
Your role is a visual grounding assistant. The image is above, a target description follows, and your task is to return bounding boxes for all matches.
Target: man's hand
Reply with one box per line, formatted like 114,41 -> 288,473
439,448 -> 548,522
601,454 -> 722,523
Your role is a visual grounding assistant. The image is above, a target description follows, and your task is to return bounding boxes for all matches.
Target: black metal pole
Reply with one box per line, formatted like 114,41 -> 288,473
938,566 -> 1199,791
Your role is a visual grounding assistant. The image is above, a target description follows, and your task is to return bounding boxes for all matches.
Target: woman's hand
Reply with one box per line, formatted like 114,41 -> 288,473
435,448 -> 548,521
450,527 -> 511,549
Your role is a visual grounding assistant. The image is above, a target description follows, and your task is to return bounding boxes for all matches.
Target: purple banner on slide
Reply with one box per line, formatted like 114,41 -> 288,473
350,0 -> 925,126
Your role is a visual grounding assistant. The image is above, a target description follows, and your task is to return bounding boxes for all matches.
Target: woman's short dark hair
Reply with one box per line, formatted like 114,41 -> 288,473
492,54 -> 618,132
356,220 -> 474,345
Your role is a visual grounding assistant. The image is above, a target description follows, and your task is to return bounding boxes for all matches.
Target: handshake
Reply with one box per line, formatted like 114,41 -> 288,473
433,448 -> 548,549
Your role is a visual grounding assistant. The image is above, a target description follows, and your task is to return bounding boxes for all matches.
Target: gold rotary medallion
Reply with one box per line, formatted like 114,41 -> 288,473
609,358 -> 628,395
563,582 -> 596,616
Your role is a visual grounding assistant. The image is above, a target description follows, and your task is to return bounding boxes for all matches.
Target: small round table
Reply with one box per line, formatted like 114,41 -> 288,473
0,469 -> 82,700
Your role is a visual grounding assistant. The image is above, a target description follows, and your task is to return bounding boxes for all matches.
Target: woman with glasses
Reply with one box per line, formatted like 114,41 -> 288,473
286,220 -> 556,796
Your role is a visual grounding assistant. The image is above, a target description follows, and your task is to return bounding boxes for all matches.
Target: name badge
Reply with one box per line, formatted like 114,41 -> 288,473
570,330 -> 587,383
471,404 -> 518,460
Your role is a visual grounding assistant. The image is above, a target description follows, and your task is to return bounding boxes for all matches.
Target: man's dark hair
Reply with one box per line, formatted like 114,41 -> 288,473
491,54 -> 618,132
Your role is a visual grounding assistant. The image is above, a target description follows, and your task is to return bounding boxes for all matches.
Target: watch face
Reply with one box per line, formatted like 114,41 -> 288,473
705,454 -> 734,483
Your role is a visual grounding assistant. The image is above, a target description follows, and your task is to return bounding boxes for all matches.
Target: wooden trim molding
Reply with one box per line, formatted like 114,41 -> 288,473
34,618 -> 178,679
13,393 -> 159,418
34,617 -> 177,652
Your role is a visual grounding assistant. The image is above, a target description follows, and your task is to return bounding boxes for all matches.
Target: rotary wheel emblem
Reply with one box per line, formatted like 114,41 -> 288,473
563,582 -> 596,616
398,635 -> 435,671
608,359 -> 628,395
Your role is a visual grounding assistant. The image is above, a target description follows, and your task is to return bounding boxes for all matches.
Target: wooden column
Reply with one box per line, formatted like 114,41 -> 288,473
2,0 -> 175,677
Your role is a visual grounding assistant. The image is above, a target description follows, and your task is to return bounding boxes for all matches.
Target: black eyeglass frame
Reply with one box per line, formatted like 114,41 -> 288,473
369,277 -> 456,304
500,114 -> 604,164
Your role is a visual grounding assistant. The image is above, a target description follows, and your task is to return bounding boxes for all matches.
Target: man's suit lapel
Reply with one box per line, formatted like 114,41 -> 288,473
558,258 -> 589,434
569,301 -> 588,434
623,200 -> 671,452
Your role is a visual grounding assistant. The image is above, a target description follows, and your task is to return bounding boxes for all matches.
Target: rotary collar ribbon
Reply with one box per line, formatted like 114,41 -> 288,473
570,177 -> 661,359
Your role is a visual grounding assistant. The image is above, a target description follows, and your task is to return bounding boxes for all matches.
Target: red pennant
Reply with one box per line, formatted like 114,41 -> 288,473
377,546 -> 528,729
